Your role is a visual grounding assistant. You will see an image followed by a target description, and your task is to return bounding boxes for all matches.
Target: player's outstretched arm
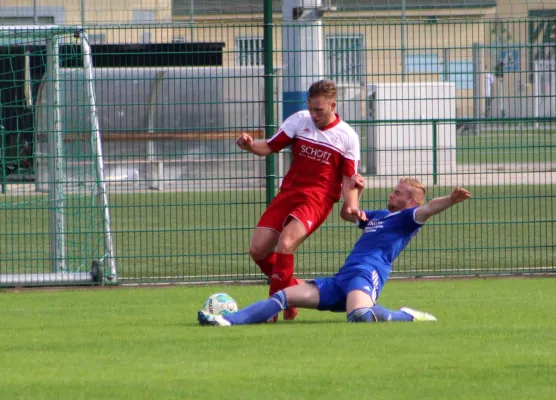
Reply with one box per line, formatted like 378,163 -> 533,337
340,174 -> 367,223
341,204 -> 368,223
415,187 -> 472,224
236,133 -> 273,156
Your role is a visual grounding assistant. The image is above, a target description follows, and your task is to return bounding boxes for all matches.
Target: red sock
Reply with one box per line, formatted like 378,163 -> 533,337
269,253 -> 295,296
254,252 -> 277,278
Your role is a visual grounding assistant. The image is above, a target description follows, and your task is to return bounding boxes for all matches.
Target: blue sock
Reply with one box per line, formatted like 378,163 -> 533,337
224,291 -> 287,325
369,305 -> 414,322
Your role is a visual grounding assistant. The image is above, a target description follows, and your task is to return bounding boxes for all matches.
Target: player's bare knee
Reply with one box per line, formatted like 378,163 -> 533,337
248,247 -> 261,261
248,244 -> 269,261
276,237 -> 297,254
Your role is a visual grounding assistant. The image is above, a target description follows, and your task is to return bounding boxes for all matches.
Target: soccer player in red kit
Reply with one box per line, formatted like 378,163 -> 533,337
236,80 -> 363,321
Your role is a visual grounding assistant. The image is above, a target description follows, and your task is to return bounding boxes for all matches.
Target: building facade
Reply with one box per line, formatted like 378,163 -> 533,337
1,0 -> 555,118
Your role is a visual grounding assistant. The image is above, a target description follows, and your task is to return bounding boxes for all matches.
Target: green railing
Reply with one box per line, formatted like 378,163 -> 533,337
1,124 -> 6,194
0,21 -> 554,286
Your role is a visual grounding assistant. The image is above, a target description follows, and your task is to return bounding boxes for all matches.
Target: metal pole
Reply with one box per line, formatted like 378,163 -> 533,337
264,0 -> 275,204
81,31 -> 117,280
46,35 -> 66,272
81,0 -> 85,26
282,0 -> 324,120
443,48 -> 450,82
497,21 -> 505,118
401,0 -> 406,82
472,43 -> 482,135
147,71 -> 166,190
533,60 -> 539,128
33,0 -> 39,24
499,76 -> 505,117
24,50 -> 32,107
1,125 -> 6,194
190,0 -> 195,42
432,120 -> 438,185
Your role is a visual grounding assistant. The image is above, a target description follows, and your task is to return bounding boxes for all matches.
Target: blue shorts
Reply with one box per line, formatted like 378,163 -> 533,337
310,269 -> 383,312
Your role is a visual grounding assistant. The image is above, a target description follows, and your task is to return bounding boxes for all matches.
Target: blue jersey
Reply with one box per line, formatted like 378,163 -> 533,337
338,207 -> 423,284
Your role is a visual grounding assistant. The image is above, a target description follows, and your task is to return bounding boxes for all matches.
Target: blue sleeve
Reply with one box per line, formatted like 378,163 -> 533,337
398,207 -> 423,232
357,210 -> 378,230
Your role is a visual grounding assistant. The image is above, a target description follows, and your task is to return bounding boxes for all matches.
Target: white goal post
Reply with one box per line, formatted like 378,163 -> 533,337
0,26 -> 116,285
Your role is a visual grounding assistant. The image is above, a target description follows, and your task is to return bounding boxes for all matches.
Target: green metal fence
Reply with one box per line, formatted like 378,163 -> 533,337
0,20 -> 554,286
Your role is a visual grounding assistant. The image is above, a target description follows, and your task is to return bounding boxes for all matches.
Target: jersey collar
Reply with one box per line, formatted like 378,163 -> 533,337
321,114 -> 341,131
384,211 -> 401,218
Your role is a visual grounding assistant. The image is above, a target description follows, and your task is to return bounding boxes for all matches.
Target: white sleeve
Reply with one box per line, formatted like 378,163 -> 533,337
344,130 -> 361,162
272,111 -> 305,139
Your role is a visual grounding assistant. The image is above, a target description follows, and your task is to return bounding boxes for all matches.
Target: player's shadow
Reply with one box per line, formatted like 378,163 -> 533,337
278,319 -> 346,325
186,319 -> 347,327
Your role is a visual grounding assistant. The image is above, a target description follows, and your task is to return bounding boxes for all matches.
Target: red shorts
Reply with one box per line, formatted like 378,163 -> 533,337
256,191 -> 335,236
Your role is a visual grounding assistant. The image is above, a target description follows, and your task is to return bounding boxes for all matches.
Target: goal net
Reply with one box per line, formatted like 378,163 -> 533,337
0,26 -> 116,285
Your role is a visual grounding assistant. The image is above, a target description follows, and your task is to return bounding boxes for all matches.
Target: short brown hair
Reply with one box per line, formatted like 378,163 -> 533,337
307,80 -> 337,100
399,177 -> 426,205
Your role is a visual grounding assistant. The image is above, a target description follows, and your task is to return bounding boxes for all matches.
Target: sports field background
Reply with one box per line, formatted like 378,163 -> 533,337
1,182 -> 553,281
0,12 -> 555,400
1,18 -> 555,284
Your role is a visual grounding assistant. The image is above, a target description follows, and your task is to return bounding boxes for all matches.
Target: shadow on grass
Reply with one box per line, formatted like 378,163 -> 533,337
184,319 -> 347,327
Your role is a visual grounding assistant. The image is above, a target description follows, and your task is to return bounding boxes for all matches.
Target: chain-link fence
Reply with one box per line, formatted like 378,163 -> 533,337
0,19 -> 554,285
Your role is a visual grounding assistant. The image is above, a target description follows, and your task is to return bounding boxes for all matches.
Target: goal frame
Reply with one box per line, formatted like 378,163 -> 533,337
0,26 -> 116,285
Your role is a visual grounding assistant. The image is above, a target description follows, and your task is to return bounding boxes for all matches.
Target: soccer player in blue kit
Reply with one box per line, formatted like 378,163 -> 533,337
198,178 -> 472,326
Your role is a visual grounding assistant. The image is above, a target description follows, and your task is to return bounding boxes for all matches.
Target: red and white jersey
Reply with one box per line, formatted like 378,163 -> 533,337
267,110 -> 360,203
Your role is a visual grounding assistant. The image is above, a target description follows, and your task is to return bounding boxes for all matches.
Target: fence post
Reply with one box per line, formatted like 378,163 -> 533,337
432,120 -> 438,186
472,43 -> 482,135
1,124 -> 5,194
264,0 -> 275,205
401,0 -> 407,82
442,48 -> 450,82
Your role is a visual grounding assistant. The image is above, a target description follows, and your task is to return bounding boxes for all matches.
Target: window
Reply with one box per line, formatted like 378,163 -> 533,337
141,32 -> 151,44
500,49 -> 520,72
405,53 -> 441,74
405,53 -> 474,90
88,34 -> 106,44
446,60 -> 474,89
326,35 -> 363,84
0,16 -> 55,25
236,37 -> 264,66
132,9 -> 157,23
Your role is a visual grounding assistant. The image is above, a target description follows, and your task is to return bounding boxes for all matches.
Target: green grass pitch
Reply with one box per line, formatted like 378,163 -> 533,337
456,130 -> 556,164
1,278 -> 555,399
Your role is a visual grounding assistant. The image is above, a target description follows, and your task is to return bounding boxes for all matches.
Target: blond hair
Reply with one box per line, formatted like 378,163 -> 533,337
307,80 -> 337,100
399,177 -> 426,205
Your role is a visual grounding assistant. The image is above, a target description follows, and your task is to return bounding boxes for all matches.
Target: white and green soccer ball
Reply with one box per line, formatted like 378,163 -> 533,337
203,293 -> 238,316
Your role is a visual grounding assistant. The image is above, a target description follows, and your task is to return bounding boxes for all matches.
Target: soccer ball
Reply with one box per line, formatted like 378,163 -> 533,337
203,293 -> 238,316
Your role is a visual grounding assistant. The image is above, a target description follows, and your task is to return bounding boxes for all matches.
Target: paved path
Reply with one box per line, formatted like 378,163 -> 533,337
2,162 -> 555,197
364,163 -> 556,188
